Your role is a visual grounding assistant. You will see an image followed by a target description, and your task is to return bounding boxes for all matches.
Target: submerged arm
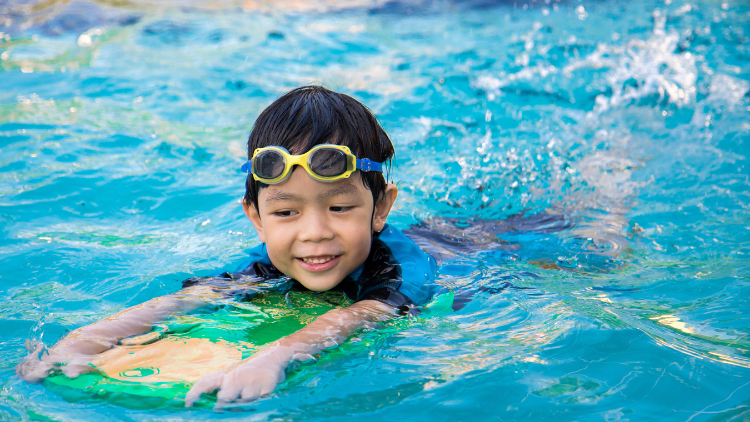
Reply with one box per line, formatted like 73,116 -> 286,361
17,284 -> 223,382
185,299 -> 398,407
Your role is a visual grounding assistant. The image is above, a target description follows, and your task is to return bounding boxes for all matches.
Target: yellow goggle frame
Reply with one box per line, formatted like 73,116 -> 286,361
241,144 -> 383,184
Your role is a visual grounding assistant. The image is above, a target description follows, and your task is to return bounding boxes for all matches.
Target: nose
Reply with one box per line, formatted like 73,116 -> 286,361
297,210 -> 335,243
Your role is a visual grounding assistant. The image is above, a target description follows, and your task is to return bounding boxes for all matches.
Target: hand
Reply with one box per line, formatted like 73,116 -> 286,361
184,347 -> 290,408
182,301 -> 395,408
16,339 -> 101,383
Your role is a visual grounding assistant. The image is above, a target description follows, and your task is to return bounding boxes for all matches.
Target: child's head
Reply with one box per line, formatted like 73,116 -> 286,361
244,86 -> 394,210
242,86 -> 398,292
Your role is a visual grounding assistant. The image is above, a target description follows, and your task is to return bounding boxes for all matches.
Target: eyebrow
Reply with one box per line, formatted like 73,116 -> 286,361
264,190 -> 302,203
317,182 -> 359,200
263,182 -> 360,204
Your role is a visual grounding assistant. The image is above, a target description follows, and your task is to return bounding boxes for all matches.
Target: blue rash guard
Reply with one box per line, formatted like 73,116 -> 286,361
181,224 -> 442,314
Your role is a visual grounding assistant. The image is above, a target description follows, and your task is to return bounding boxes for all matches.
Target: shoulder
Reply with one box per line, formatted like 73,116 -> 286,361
378,224 -> 438,280
234,243 -> 273,271
373,224 -> 440,305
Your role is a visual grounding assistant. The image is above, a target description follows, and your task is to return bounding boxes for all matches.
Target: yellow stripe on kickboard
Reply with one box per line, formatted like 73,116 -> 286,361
91,338 -> 249,383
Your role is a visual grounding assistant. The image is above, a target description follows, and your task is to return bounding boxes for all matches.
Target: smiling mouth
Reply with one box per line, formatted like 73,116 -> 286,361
301,256 -> 337,264
296,255 -> 341,271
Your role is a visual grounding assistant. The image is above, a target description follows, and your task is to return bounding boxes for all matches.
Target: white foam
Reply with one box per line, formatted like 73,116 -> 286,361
708,74 -> 750,110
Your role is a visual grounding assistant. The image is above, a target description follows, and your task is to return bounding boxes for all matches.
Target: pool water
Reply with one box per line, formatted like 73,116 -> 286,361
1,0 -> 749,420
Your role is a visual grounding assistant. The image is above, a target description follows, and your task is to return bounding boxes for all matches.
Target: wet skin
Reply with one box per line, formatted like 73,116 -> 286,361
243,167 -> 398,292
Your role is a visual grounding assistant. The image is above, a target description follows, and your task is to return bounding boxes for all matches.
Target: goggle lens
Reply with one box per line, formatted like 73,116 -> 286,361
310,148 -> 348,177
255,150 -> 286,179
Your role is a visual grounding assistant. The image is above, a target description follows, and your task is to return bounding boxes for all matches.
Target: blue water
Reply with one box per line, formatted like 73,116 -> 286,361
1,0 -> 749,420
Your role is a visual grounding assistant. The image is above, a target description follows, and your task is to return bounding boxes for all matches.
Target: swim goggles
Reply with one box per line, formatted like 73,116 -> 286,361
240,144 -> 384,184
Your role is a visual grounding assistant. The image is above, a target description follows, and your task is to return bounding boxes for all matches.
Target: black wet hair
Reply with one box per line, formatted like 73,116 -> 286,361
244,86 -> 394,210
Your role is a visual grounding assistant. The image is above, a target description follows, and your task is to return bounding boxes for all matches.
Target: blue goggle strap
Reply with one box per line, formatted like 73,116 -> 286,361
356,158 -> 383,173
239,158 -> 383,174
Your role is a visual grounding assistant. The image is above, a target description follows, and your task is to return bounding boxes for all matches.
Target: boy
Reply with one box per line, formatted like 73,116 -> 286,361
17,86 -> 441,406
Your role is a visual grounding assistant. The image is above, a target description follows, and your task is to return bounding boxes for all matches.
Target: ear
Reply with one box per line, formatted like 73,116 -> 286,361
242,199 -> 266,243
372,183 -> 398,233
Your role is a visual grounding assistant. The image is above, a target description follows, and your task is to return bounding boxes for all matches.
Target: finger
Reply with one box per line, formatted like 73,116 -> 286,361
259,381 -> 277,396
213,380 -> 244,412
15,358 -> 53,383
185,372 -> 224,408
240,384 -> 262,401
16,342 -> 55,383
242,370 -> 283,398
215,380 -> 242,403
185,378 -> 219,408
62,363 -> 96,379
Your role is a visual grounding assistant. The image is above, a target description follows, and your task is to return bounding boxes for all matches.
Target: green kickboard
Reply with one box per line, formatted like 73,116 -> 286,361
43,290 -> 351,409
42,290 -> 455,409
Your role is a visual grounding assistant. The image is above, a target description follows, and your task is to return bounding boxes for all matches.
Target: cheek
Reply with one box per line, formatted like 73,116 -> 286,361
262,223 -> 294,263
344,223 -> 373,260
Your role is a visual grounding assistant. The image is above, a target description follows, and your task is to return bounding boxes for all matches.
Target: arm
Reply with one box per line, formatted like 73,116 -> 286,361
184,299 -> 398,407
17,284 -> 223,382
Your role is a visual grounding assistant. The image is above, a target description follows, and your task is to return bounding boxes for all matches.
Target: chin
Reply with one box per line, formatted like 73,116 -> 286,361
297,276 -> 343,292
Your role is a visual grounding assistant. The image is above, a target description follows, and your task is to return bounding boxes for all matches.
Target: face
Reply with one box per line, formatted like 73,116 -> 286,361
243,167 -> 397,292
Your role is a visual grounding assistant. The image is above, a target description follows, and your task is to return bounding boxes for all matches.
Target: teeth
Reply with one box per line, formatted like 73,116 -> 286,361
302,256 -> 335,264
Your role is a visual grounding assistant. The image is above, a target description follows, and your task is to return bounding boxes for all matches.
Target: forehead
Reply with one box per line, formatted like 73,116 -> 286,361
259,167 -> 370,203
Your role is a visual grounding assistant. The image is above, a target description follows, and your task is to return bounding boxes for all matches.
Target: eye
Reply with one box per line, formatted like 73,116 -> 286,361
329,206 -> 351,213
274,210 -> 298,217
